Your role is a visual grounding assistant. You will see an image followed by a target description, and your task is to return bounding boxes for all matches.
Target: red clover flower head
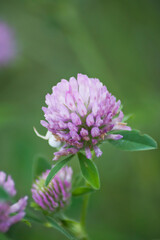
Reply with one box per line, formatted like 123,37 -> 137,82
0,171 -> 28,233
31,166 -> 72,212
41,74 -> 131,160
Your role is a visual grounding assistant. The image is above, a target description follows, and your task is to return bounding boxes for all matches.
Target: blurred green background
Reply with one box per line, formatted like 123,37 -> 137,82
0,0 -> 160,239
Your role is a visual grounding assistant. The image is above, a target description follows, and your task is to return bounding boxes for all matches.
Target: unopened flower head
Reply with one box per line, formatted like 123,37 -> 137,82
0,22 -> 15,66
31,166 -> 72,212
41,74 -> 131,160
0,171 -> 28,233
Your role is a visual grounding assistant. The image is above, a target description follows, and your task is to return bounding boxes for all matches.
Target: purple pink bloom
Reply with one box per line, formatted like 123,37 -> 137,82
31,166 -> 72,212
41,74 -> 131,160
0,171 -> 28,233
0,22 -> 15,66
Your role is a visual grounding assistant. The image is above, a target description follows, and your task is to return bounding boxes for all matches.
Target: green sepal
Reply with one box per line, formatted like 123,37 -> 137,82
21,218 -> 32,227
60,217 -> 88,240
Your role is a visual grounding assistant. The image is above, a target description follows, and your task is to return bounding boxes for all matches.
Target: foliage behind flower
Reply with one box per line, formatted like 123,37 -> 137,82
31,166 -> 72,212
0,171 -> 28,233
41,74 -> 131,160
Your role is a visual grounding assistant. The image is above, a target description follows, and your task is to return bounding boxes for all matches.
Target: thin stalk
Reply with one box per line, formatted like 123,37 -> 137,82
80,193 -> 90,229
80,152 -> 95,232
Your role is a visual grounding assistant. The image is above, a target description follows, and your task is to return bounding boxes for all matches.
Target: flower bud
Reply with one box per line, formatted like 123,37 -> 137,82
31,166 -> 72,212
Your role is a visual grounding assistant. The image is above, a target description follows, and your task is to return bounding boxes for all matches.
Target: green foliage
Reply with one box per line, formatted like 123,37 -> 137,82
108,130 -> 157,151
21,218 -> 32,227
30,201 -> 43,212
25,212 -> 44,224
72,173 -> 84,188
72,186 -> 95,197
78,153 -> 100,190
122,114 -> 134,122
0,186 -> 11,201
0,233 -> 11,240
0,104 -> 16,129
45,155 -> 74,186
33,155 -> 51,180
46,216 -> 77,240
0,0 -> 159,239
61,218 -> 87,240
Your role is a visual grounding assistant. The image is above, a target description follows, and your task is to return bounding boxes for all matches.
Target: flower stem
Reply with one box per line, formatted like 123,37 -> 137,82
80,192 -> 90,229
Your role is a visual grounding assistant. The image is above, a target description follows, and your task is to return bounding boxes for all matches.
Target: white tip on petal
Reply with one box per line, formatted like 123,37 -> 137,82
33,127 -> 49,140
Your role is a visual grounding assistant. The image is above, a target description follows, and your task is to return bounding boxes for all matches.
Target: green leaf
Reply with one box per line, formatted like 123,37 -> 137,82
45,155 -> 74,186
25,213 -> 43,224
46,216 -> 77,240
72,186 -> 95,197
0,233 -> 11,240
33,155 -> 51,180
0,186 -> 11,201
72,173 -> 84,188
78,153 -> 100,190
108,130 -> 157,151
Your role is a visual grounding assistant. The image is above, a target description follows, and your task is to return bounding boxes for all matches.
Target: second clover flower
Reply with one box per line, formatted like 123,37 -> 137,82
0,171 -> 28,233
31,166 -> 73,212
41,74 -> 131,160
